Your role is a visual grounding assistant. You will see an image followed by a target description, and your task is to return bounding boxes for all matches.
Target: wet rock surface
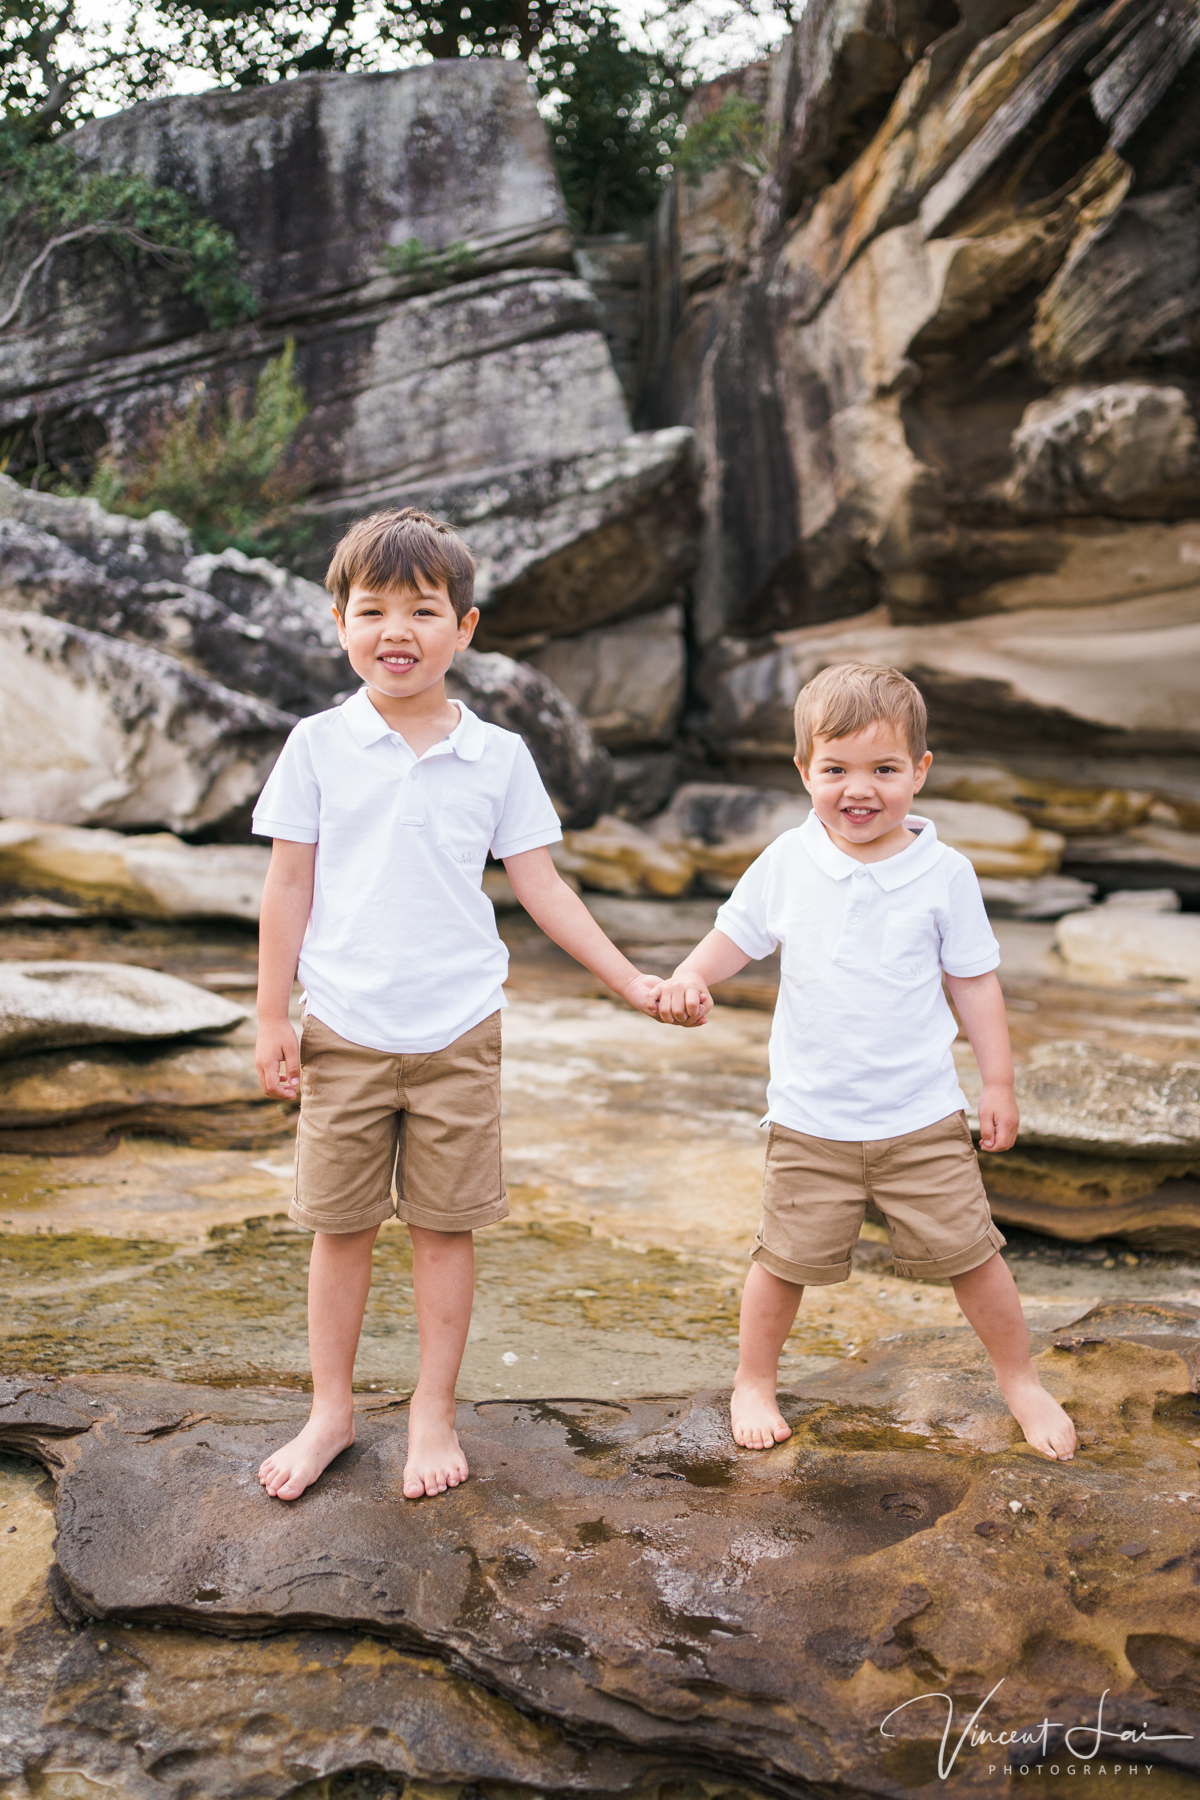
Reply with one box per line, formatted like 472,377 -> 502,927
0,1040 -> 293,1155
4,1311 -> 1200,1794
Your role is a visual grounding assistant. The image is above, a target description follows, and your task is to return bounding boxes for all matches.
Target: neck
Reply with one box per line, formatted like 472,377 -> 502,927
819,814 -> 918,864
364,679 -> 459,750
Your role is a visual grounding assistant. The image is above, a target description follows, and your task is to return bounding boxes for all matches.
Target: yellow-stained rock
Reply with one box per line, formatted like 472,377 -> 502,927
0,819 -> 269,923
919,798 -> 1063,878
924,758 -> 1155,836
552,815 -> 695,897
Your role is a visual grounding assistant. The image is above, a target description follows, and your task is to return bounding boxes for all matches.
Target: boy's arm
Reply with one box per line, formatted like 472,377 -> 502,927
656,930 -> 752,1026
255,838 -> 316,1098
944,970 -> 1018,1152
502,846 -> 661,1015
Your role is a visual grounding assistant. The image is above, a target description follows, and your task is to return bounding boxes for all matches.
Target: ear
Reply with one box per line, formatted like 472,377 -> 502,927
332,603 -> 349,651
911,751 -> 933,793
794,753 -> 814,795
456,606 -> 480,652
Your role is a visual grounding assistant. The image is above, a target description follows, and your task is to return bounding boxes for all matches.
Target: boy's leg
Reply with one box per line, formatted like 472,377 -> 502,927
952,1253 -> 1075,1460
259,1224 -> 379,1500
732,1262 -> 804,1450
404,1225 -> 475,1498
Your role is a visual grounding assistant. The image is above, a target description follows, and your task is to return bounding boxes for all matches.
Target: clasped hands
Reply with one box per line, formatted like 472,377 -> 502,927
622,969 -> 713,1029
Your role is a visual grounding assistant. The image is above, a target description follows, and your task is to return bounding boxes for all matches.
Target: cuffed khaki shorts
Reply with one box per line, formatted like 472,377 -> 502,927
289,1011 -> 508,1235
752,1110 -> 1005,1285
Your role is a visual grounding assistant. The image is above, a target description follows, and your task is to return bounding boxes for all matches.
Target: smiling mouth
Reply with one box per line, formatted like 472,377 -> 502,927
378,653 -> 418,669
841,806 -> 880,821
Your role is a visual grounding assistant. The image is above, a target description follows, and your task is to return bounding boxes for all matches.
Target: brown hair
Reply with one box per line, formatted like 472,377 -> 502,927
325,507 -> 476,619
794,663 -> 928,764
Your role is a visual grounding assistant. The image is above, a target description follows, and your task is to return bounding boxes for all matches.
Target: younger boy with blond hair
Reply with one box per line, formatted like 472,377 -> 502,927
253,507 -> 662,1502
655,662 -> 1075,1461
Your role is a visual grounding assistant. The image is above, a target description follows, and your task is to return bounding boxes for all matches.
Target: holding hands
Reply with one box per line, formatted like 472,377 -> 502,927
652,967 -> 714,1027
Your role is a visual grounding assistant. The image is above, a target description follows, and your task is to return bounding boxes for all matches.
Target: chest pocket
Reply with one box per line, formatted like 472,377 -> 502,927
880,909 -> 940,979
437,796 -> 494,868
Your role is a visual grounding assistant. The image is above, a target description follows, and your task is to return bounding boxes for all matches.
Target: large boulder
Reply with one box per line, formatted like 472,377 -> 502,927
0,477 -> 349,720
0,610 -> 294,835
0,64 -> 698,644
525,603 -> 686,748
446,649 -> 612,828
1055,908 -> 1200,991
0,963 -> 245,1059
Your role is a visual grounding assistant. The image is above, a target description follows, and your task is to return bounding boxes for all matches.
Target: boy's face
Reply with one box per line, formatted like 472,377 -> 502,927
796,722 -> 933,852
335,579 -> 479,701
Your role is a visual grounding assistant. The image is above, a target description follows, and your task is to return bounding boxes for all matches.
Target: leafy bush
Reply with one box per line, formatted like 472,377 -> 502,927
673,93 -> 765,185
0,131 -> 257,332
88,340 -> 309,553
383,236 -> 478,285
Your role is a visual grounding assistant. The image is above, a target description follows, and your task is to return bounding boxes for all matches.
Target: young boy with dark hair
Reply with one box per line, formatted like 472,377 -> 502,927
253,507 -> 662,1502
654,662 -> 1076,1463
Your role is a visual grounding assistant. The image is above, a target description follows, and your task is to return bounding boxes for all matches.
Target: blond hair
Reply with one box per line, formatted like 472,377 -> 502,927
325,507 -> 476,619
794,663 -> 928,764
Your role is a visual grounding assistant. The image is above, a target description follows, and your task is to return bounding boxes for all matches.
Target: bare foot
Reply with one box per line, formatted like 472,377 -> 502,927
731,1378 -> 792,1450
258,1408 -> 355,1500
403,1391 -> 469,1498
1003,1379 -> 1076,1460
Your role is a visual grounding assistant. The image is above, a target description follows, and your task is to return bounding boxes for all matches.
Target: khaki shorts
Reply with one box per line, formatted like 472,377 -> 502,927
290,1011 -> 508,1235
752,1110 -> 1005,1285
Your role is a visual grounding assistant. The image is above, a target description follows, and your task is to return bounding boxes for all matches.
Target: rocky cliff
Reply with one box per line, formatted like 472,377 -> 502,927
3,14 -> 1200,894
637,0 -> 1200,890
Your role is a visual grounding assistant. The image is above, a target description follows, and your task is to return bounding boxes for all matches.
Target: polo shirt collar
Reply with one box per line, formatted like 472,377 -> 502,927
800,808 -> 945,889
339,688 -> 486,761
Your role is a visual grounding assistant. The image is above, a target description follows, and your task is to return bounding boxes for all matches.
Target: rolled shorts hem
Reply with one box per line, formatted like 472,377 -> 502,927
890,1223 -> 1007,1281
397,1194 -> 510,1233
751,1243 -> 852,1286
288,1194 -> 395,1234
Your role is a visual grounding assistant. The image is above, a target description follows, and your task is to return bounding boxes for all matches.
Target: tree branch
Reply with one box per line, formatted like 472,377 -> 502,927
0,221 -> 190,333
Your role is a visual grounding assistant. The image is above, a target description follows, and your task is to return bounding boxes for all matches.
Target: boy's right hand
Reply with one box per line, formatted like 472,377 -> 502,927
256,1017 -> 301,1099
654,971 -> 714,1027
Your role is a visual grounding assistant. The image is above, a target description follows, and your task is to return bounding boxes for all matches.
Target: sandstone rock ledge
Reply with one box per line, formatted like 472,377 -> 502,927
4,1303 -> 1200,1796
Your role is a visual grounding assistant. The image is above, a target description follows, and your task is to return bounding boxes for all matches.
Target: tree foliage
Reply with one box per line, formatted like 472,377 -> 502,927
0,129 -> 257,330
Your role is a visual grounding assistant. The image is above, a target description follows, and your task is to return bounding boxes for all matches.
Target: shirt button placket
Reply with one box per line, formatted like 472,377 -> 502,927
835,868 -> 870,964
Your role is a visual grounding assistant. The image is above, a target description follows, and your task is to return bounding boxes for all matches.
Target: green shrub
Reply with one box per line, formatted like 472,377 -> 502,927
383,236 -> 478,285
88,340 -> 309,554
0,130 -> 257,332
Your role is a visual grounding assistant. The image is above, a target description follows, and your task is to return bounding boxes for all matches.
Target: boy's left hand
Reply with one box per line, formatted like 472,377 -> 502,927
978,1083 -> 1019,1152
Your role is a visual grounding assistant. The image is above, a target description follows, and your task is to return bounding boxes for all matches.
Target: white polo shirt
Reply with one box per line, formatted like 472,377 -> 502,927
714,810 -> 1000,1142
251,690 -> 562,1054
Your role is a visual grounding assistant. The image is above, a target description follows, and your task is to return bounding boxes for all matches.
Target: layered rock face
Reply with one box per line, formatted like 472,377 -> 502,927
640,0 -> 1200,879
0,63 -> 699,650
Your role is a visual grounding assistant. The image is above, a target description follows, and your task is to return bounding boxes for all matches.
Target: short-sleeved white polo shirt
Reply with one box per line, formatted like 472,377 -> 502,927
251,690 -> 562,1054
714,810 -> 1000,1141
